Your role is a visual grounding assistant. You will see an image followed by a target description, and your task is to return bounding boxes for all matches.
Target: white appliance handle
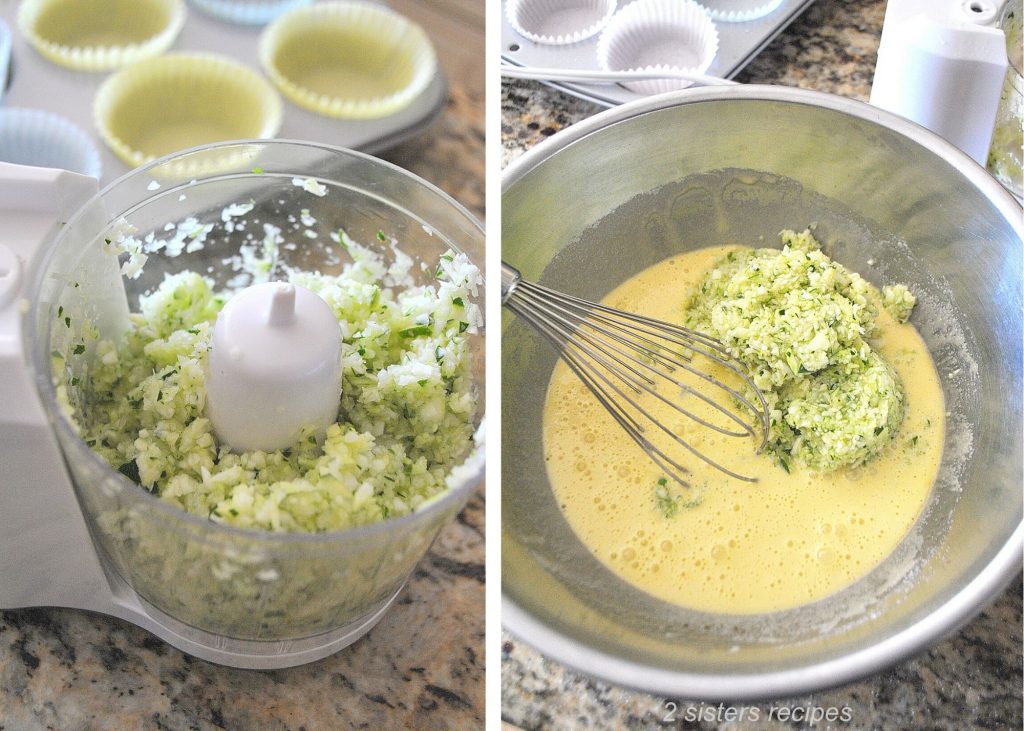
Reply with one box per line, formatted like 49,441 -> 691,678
0,162 -> 119,614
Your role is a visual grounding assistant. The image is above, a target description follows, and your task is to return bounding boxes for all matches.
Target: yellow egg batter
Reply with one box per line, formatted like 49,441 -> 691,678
542,246 -> 944,614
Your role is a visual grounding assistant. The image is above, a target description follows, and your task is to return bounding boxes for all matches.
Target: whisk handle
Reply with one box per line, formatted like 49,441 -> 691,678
501,261 -> 522,304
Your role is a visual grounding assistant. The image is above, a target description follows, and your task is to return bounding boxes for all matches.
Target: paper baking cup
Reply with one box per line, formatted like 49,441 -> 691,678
0,108 -> 101,178
702,0 -> 784,23
259,1 -> 437,119
505,0 -> 617,45
18,0 -> 185,72
94,53 -> 282,173
0,19 -> 11,104
188,0 -> 312,25
597,0 -> 718,95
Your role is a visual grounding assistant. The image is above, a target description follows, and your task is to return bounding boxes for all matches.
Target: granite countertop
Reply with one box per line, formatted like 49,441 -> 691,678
1,494 -> 484,729
501,0 -> 1024,728
0,1 -> 485,728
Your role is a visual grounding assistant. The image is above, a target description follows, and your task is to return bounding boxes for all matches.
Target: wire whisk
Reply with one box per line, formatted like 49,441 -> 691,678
502,262 -> 770,486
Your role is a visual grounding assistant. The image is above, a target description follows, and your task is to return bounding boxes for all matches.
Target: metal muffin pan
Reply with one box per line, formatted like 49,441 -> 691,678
501,0 -> 818,107
0,0 -> 446,184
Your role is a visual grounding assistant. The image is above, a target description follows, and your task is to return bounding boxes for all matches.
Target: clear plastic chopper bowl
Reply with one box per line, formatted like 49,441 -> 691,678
24,140 -> 485,653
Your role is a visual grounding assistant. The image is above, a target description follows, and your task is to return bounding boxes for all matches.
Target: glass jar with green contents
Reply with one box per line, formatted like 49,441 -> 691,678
988,0 -> 1023,200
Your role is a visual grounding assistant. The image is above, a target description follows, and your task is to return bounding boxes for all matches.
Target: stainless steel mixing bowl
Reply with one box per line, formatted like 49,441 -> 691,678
502,85 -> 1023,699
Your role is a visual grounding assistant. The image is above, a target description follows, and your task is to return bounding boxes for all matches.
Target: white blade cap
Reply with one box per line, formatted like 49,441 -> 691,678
206,281 -> 341,452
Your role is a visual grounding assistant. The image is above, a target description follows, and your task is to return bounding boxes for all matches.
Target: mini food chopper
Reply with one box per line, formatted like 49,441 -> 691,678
0,140 -> 485,669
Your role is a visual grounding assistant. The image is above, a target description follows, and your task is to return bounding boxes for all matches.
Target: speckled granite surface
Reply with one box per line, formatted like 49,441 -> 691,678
0,1 -> 485,728
502,573 -> 1022,730
1,490 -> 484,729
501,0 -> 1024,728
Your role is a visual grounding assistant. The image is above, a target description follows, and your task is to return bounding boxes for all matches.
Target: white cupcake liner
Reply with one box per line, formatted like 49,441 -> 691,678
94,53 -> 282,174
18,0 -> 186,72
0,108 -> 101,178
259,1 -> 437,119
701,0 -> 784,23
0,19 -> 11,104
505,0 -> 617,46
188,0 -> 313,26
597,0 -> 719,95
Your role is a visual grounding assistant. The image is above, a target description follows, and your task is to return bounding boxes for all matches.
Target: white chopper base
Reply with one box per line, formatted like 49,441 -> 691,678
0,163 -> 385,669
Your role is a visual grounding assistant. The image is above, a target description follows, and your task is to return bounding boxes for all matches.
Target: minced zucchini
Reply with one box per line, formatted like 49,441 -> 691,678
685,229 -> 911,471
881,283 -> 917,323
61,239 -> 482,533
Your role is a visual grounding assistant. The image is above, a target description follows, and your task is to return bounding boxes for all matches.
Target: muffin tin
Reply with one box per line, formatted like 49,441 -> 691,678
501,0 -> 818,107
0,1 -> 445,184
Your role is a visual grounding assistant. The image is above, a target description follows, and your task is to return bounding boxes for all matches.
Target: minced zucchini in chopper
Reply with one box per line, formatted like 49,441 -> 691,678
56,232 -> 482,533
684,228 -> 916,471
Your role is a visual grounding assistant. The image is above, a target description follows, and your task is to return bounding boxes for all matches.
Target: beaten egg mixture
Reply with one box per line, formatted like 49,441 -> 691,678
542,241 -> 943,614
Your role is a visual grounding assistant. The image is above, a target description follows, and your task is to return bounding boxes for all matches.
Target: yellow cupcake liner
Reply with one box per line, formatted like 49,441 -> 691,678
94,53 -> 283,176
18,0 -> 186,72
259,0 -> 437,120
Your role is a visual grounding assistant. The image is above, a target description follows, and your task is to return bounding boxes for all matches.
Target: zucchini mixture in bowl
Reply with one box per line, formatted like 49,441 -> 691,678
543,228 -> 943,613
684,228 -> 915,471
